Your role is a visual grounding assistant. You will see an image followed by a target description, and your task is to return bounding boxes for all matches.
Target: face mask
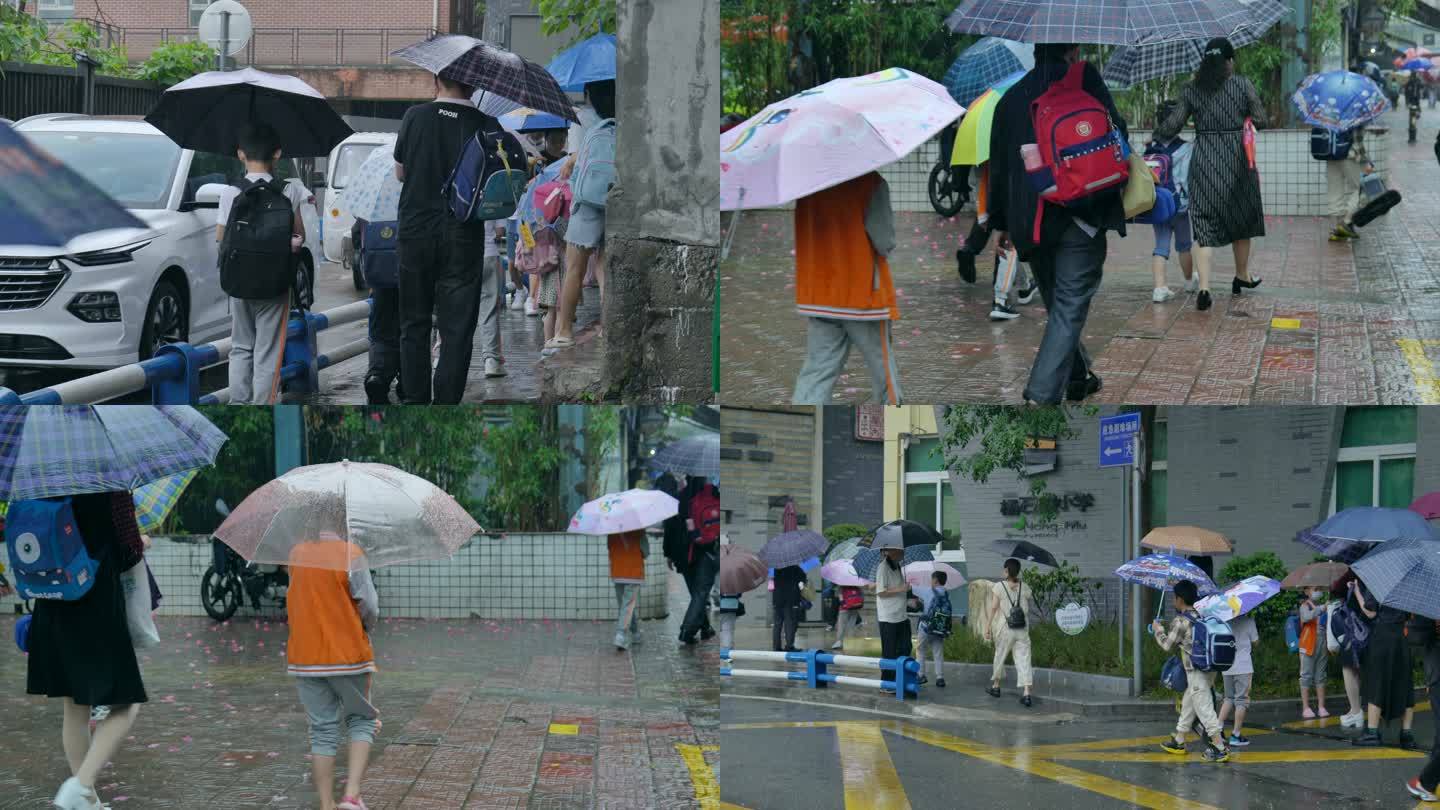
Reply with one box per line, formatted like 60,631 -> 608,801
1311,591 -> 1324,601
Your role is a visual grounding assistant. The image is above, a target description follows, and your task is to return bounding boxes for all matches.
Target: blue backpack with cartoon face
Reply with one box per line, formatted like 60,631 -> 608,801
5,498 -> 98,601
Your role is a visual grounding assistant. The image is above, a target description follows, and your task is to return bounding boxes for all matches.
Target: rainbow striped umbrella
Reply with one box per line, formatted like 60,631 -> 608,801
950,69 -> 1026,167
132,470 -> 198,533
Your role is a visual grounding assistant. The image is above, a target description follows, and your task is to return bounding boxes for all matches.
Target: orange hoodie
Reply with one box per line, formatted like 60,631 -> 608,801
608,530 -> 646,584
286,539 -> 377,678
794,172 -> 899,322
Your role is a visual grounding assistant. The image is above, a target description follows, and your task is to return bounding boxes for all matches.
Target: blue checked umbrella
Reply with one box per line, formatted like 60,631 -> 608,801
393,35 -> 578,122
0,123 -> 148,248
1296,507 -> 1438,564
945,0 -> 1289,45
546,32 -> 616,93
852,545 -> 935,581
0,406 -> 227,502
339,147 -> 401,222
132,469 -> 198,533
942,37 -> 1033,106
1352,538 -> 1440,620
647,434 -> 720,481
1292,70 -> 1390,132
1102,6 -> 1285,88
824,536 -> 865,563
758,530 -> 828,569
1115,553 -> 1217,594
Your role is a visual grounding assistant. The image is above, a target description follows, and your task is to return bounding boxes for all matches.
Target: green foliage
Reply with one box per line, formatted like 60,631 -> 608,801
1309,0 -> 1344,71
1218,551 -> 1300,635
0,15 -> 128,77
173,407 -> 277,535
1022,560 -> 1104,616
823,522 -> 869,547
938,405 -> 1093,523
133,39 -> 214,86
0,4 -> 47,66
536,0 -> 615,43
473,407 -> 564,531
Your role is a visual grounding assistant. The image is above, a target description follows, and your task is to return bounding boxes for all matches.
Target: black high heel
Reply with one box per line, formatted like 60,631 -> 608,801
1232,276 -> 1263,295
1197,290 -> 1212,311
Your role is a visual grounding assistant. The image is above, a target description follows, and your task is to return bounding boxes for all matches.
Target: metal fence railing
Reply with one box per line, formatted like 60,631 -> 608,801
106,26 -> 435,67
0,61 -> 164,121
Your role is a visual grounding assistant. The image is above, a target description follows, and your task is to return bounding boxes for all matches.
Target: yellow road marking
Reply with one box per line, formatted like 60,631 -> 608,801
548,723 -> 579,735
724,721 -> 839,731
678,743 -> 721,809
1398,339 -> 1440,404
835,722 -> 913,810
1054,748 -> 1422,763
1271,318 -> 1302,330
1019,728 -> 1276,756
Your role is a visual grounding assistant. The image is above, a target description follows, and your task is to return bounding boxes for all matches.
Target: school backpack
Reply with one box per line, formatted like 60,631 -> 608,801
1183,613 -> 1236,673
4,498 -> 99,601
1143,139 -> 1192,212
219,178 -> 296,301
1027,62 -> 1129,242
921,593 -> 954,638
690,485 -> 721,546
445,126 -> 530,224
359,220 -> 400,289
573,118 -> 616,209
1310,127 -> 1354,161
1131,187 -> 1177,226
839,585 -> 864,611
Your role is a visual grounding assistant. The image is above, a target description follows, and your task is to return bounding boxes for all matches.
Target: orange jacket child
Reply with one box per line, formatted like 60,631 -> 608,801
794,172 -> 899,322
287,538 -> 380,677
608,530 -> 648,585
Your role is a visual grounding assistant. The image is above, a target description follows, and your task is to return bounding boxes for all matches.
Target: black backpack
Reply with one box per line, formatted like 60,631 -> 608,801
1003,581 -> 1027,629
220,178 -> 296,301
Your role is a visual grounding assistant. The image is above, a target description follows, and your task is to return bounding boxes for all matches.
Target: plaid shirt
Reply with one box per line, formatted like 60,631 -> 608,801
1155,613 -> 1196,670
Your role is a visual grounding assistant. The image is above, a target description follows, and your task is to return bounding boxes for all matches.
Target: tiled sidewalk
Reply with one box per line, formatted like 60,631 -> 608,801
721,110 -> 1440,404
0,577 -> 718,809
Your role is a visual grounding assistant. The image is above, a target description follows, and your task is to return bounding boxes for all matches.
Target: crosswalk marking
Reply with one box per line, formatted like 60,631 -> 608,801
1398,339 -> 1440,403
834,722 -> 913,810
678,743 -> 722,809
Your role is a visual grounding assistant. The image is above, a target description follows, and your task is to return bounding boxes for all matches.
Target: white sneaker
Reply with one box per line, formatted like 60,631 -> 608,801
990,303 -> 1020,321
525,298 -> 541,316
484,357 -> 507,377
1340,711 -> 1364,728
509,289 -> 526,310
53,777 -> 102,810
1184,276 -> 1199,292
614,631 -> 628,651
1152,286 -> 1175,303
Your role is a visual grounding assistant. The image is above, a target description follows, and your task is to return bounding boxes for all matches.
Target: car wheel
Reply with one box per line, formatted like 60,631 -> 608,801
139,278 -> 188,361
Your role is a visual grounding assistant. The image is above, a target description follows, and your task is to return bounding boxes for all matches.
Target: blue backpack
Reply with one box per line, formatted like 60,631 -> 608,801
359,220 -> 400,289
5,498 -> 98,601
1160,655 -> 1188,691
1311,127 -> 1354,161
445,127 -> 530,224
1132,187 -> 1177,225
1183,612 -> 1236,673
1285,613 -> 1301,653
573,118 -> 616,209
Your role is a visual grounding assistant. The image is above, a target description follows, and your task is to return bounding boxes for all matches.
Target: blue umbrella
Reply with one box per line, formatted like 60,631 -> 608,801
499,108 -> 572,133
546,32 -> 617,92
1295,506 -> 1438,563
0,406 -> 227,502
852,545 -> 934,581
1352,538 -> 1440,620
941,37 -> 1032,106
0,123 -> 148,248
1115,553 -> 1217,594
1292,70 -> 1391,132
1401,58 -> 1434,72
758,530 -> 828,569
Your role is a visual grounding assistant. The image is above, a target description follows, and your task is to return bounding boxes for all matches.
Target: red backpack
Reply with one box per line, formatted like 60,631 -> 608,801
691,486 -> 721,546
1027,61 -> 1129,242
839,586 -> 864,610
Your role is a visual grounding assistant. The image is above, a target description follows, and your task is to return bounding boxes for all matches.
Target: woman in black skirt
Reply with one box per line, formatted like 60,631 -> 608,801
25,491 -> 148,810
1350,578 -> 1416,747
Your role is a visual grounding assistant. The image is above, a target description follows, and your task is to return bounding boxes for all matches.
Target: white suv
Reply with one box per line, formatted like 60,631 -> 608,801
0,115 -> 319,370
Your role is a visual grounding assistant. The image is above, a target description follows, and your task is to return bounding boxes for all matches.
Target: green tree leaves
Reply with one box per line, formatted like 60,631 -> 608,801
537,0 -> 615,43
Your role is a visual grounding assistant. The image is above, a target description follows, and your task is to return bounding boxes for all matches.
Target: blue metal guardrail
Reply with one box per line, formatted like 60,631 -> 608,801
720,648 -> 921,701
0,300 -> 372,405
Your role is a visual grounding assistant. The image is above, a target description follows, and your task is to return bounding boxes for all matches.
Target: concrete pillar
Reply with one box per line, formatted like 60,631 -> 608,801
605,0 -> 719,403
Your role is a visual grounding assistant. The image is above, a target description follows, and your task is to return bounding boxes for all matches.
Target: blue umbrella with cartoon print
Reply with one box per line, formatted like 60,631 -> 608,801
1292,70 -> 1391,131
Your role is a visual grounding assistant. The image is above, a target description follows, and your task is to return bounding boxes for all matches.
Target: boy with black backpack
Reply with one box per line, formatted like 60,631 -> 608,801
216,122 -> 308,405
1152,580 -> 1232,762
1314,125 -> 1369,242
915,570 -> 953,688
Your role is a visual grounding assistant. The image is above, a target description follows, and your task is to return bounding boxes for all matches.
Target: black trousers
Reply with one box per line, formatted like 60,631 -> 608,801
879,619 -> 913,688
772,591 -> 799,651
681,548 -> 718,638
1422,683 -> 1440,791
398,221 -> 486,404
366,286 -> 401,387
1023,222 -> 1105,403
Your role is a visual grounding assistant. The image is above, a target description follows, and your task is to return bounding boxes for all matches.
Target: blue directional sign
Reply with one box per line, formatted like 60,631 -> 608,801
1098,412 -> 1140,468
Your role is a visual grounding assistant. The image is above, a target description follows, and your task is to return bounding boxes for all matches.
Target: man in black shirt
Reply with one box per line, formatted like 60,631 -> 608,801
393,75 -> 495,404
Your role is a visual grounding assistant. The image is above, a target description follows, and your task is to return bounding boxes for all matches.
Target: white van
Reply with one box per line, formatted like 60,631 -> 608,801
322,132 -> 395,284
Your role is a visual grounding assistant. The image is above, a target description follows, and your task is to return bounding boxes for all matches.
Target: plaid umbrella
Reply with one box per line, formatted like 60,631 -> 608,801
132,469 -> 198,533
824,536 -> 865,563
945,0 -> 1289,45
1295,507 -> 1437,563
852,545 -> 934,581
758,530 -> 828,569
0,406 -> 227,502
392,35 -> 579,123
1352,537 -> 1440,620
942,37 -> 1033,106
647,434 -> 720,480
1102,6 -> 1285,88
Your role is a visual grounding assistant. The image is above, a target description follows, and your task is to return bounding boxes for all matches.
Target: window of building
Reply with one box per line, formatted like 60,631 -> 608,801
1333,407 -> 1417,512
902,436 -> 958,547
38,0 -> 73,21
1148,419 -> 1168,528
190,0 -> 215,27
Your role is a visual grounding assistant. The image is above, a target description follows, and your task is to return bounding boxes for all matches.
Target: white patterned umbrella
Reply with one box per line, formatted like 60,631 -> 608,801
339,148 -> 401,222
567,489 -> 679,535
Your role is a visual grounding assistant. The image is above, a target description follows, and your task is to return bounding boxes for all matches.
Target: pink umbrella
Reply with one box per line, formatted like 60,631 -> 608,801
903,561 -> 966,590
719,545 -> 768,594
1412,492 -> 1440,520
781,498 -> 798,533
720,66 -> 964,211
819,558 -> 870,586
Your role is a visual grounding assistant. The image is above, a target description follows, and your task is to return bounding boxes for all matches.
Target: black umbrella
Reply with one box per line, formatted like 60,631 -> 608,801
991,539 -> 1060,568
392,35 -> 579,123
145,68 -> 352,158
869,519 -> 945,551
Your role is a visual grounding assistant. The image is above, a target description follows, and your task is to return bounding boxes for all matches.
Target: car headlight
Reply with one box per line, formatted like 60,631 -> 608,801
66,239 -> 153,267
66,291 -> 122,323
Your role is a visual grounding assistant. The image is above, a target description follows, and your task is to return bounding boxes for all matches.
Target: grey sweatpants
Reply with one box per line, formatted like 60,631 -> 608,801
479,255 -> 504,362
793,317 -> 902,405
228,295 -> 290,404
614,583 -> 640,647
296,674 -> 379,757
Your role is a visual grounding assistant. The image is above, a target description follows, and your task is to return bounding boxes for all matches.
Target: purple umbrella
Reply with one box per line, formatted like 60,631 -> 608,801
1195,575 -> 1280,621
758,530 -> 828,569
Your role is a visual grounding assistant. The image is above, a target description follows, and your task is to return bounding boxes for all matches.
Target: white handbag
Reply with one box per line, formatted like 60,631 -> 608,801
120,560 -> 161,650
